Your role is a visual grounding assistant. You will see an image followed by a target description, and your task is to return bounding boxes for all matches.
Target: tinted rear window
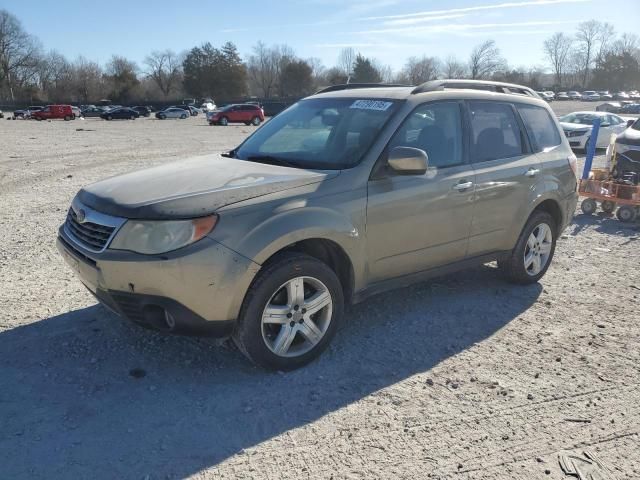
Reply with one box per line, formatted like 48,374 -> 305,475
516,104 -> 561,152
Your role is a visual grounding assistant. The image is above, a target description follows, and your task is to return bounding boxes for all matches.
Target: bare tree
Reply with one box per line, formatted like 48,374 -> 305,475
544,32 -> 573,87
247,42 -> 282,97
613,33 -> 639,56
575,20 -> 601,87
70,56 -> 105,103
594,22 -> 615,64
0,9 -> 41,100
401,56 -> 439,84
442,55 -> 467,79
144,50 -> 181,99
468,40 -> 505,80
337,47 -> 357,78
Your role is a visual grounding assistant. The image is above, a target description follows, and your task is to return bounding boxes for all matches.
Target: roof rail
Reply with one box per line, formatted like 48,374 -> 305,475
315,83 -> 411,94
411,79 -> 541,99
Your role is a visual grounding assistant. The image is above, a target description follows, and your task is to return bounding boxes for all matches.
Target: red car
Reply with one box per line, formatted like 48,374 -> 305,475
31,105 -> 75,121
207,104 -> 264,126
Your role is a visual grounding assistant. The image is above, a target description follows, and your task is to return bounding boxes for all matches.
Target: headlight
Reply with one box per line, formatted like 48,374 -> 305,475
109,215 -> 217,254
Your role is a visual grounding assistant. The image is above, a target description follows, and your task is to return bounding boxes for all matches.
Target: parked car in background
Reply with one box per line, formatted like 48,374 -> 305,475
201,101 -> 216,112
173,105 -> 201,116
628,91 -> 640,100
581,91 -> 600,101
100,107 -> 140,120
559,111 -> 629,151
13,105 -> 43,119
132,106 -> 152,117
614,92 -> 630,100
556,92 -> 569,101
568,91 -> 581,100
0,109 -> 3,118
71,106 -> 82,119
32,105 -> 75,121
57,80 -> 578,369
598,91 -> 613,100
81,106 -> 105,117
596,102 -> 623,113
620,103 -> 640,114
155,107 -> 190,119
207,103 -> 265,126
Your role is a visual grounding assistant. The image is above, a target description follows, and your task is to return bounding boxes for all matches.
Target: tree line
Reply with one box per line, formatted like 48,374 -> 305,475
1,9 -> 639,105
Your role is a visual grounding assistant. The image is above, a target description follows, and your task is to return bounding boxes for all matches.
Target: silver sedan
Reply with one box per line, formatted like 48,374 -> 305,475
155,107 -> 189,120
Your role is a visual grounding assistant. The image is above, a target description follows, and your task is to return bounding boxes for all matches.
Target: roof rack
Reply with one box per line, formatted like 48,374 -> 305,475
411,80 -> 541,99
315,83 -> 411,95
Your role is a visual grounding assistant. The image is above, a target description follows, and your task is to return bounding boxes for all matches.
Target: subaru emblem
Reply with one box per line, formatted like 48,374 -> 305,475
76,209 -> 86,223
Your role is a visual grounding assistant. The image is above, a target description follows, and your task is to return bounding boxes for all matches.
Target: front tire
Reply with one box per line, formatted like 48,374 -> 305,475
219,116 -> 229,126
233,253 -> 344,370
180,114 -> 187,119
581,198 -> 597,215
251,116 -> 261,126
498,210 -> 556,284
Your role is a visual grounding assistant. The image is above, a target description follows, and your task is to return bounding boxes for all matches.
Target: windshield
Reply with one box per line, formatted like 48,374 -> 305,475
235,97 -> 401,169
632,119 -> 640,131
559,113 -> 599,125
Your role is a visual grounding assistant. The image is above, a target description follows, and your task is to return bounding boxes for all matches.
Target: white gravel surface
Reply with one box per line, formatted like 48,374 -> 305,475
1,108 -> 639,480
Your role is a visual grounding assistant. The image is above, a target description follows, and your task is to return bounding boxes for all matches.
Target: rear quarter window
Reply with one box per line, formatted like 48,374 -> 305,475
516,104 -> 562,152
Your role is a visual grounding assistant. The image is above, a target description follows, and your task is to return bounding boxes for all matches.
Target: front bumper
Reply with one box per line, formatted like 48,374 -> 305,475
57,230 -> 260,337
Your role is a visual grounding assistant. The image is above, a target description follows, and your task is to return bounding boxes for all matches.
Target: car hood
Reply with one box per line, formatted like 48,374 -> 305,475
77,154 -> 335,219
560,122 -> 592,131
616,126 -> 640,146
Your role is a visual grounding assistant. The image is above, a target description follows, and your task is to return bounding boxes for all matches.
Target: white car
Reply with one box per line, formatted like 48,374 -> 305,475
200,101 -> 217,112
559,111 -> 630,151
581,91 -> 600,102
568,91 -> 581,100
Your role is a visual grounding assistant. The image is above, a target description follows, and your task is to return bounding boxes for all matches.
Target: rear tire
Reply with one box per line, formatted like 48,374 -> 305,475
180,114 -> 187,119
130,114 -> 135,120
64,115 -> 71,121
498,210 -> 556,285
219,116 -> 229,126
581,198 -> 597,215
251,116 -> 261,126
233,253 -> 344,370
616,205 -> 637,223
107,115 -> 112,121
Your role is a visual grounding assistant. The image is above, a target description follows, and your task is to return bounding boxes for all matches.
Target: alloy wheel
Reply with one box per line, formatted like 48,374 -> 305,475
261,276 -> 333,358
524,223 -> 553,276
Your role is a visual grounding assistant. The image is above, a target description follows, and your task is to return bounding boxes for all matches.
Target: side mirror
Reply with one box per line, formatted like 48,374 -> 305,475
627,119 -> 635,127
388,146 -> 428,175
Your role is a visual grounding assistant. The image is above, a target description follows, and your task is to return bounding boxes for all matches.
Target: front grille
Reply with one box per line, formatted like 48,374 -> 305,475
65,208 -> 115,251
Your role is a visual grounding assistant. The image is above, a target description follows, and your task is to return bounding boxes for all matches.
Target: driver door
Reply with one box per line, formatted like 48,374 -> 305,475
366,101 -> 475,283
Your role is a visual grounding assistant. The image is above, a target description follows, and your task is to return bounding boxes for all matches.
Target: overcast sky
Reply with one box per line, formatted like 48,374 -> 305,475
5,0 -> 639,71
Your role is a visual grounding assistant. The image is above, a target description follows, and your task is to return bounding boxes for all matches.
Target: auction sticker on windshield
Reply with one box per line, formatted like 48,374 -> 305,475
350,100 -> 393,111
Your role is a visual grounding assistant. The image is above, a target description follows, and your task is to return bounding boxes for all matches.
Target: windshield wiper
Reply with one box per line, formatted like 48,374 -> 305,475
246,155 -> 301,168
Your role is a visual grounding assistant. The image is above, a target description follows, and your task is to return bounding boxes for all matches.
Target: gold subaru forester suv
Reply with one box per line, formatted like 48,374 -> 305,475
58,80 -> 578,370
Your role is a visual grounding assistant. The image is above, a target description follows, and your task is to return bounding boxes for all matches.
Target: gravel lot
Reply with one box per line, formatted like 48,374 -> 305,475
1,102 -> 639,480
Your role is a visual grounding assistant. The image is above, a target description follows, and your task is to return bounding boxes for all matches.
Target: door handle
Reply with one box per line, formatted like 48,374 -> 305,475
525,168 -> 540,177
453,181 -> 474,191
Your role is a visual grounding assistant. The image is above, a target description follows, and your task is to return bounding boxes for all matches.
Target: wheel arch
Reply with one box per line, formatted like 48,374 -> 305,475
532,198 -> 564,235
260,238 -> 355,304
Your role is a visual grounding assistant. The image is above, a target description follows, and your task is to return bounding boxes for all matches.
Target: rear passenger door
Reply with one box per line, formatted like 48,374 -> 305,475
465,101 -> 543,257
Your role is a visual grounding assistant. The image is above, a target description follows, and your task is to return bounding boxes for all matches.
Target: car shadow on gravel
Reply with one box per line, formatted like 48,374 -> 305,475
570,212 -> 640,237
0,265 -> 541,479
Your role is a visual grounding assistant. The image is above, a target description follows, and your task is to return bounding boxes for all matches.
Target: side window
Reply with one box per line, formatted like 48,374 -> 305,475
469,101 -> 524,162
516,104 -> 561,152
608,115 -> 621,125
388,102 -> 463,168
